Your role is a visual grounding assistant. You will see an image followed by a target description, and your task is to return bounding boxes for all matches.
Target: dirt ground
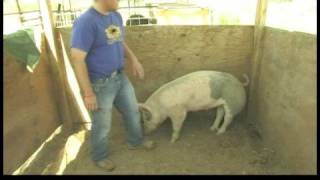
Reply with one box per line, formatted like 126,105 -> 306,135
61,110 -> 292,175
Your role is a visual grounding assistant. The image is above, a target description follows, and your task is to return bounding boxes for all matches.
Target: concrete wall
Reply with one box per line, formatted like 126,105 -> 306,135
58,25 -> 254,103
4,36 -> 61,174
124,26 -> 254,101
249,27 -> 317,174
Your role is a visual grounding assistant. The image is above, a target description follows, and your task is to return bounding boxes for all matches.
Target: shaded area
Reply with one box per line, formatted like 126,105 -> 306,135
248,27 -> 317,174
3,35 -> 61,174
14,125 -> 86,175
16,127 -> 69,174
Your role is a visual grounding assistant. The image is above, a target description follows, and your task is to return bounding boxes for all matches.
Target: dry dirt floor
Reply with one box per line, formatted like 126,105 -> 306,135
61,110 -> 292,175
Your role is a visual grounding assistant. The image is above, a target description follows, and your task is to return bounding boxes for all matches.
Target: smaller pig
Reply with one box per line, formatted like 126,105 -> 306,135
139,71 -> 249,143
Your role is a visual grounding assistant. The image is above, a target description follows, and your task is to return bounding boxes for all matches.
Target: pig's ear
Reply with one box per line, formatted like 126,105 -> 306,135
138,103 -> 151,112
138,103 -> 153,121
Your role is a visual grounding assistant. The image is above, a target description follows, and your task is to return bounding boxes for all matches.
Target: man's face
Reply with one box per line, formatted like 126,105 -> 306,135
97,0 -> 119,11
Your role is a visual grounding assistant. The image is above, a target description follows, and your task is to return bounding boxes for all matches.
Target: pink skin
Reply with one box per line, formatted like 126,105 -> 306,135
95,0 -> 119,12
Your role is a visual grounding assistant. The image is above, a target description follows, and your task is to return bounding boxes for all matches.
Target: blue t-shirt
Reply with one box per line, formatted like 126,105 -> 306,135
71,7 -> 125,81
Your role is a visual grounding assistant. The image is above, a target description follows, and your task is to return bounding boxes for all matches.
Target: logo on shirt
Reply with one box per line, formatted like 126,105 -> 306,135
105,25 -> 122,44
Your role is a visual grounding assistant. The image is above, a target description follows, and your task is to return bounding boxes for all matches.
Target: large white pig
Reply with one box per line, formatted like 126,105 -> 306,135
138,71 -> 249,143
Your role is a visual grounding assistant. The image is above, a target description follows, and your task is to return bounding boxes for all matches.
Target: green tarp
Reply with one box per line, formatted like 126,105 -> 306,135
4,28 -> 40,72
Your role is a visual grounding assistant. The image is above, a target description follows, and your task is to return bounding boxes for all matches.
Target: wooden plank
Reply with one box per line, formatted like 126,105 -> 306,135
15,0 -> 24,24
39,0 -> 74,130
37,0 -> 43,28
3,35 -> 61,174
57,32 -> 91,129
4,10 -> 39,16
254,0 -> 268,49
40,0 -> 88,131
247,0 -> 268,119
39,0 -> 59,59
3,10 -> 82,16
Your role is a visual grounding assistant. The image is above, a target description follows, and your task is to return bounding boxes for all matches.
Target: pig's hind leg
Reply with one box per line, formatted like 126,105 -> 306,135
216,103 -> 233,135
169,107 -> 187,143
210,106 -> 224,132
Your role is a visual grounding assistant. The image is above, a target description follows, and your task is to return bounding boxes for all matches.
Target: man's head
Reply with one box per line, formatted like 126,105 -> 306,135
94,0 -> 119,11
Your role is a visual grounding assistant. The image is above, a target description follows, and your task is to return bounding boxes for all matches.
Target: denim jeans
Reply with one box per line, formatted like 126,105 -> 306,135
89,71 -> 143,162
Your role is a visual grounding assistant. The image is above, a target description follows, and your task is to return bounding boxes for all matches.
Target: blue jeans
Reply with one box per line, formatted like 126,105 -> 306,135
89,71 -> 143,162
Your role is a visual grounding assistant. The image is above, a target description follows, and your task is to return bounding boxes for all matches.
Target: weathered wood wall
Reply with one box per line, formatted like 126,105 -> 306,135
3,35 -> 61,174
4,28 -> 88,174
248,27 -> 317,174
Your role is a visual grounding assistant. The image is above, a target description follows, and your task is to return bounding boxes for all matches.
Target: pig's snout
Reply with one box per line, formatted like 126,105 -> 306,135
143,124 -> 153,135
144,128 -> 152,135
143,122 -> 157,135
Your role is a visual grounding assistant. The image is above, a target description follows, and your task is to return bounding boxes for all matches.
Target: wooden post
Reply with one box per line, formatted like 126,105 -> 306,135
39,0 -> 74,130
253,0 -> 268,50
37,0 -> 44,29
247,0 -> 268,119
15,0 -> 24,25
39,0 -> 59,59
69,0 -> 72,10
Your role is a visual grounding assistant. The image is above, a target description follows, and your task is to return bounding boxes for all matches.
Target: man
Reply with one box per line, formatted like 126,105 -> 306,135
70,0 -> 155,171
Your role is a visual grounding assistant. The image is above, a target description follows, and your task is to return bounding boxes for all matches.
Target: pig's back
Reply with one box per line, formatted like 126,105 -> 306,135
149,71 -> 234,110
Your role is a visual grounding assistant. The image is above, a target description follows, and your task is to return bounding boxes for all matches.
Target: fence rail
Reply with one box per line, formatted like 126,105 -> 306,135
4,5 -> 214,31
54,10 -> 82,27
4,9 -> 83,30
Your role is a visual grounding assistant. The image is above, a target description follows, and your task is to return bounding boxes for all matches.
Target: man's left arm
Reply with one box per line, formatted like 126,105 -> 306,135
123,42 -> 144,79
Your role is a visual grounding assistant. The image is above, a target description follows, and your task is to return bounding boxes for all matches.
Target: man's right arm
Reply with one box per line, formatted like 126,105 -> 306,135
71,48 -> 98,111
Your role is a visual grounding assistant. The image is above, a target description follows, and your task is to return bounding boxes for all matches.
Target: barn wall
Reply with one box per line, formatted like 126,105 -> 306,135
58,26 -> 254,102
3,35 -> 62,174
125,26 -> 254,102
250,27 -> 317,174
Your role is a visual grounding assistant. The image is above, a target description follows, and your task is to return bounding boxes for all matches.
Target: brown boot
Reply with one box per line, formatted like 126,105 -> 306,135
95,159 -> 116,172
127,140 -> 156,151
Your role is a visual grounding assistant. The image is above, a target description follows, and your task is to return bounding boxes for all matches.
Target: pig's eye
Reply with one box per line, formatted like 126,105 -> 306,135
139,106 -> 153,122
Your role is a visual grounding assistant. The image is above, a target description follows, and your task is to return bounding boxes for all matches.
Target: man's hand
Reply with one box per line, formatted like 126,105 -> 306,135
123,42 -> 144,80
84,93 -> 98,111
129,57 -> 144,80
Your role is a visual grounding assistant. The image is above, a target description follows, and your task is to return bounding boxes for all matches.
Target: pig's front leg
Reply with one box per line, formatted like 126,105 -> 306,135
169,107 -> 187,143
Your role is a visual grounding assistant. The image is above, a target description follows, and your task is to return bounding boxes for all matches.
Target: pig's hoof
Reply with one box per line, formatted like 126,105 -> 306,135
170,138 -> 178,143
217,129 -> 226,135
210,126 -> 218,132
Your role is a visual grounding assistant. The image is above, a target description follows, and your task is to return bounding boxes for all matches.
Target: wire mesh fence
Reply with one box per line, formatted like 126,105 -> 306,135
4,0 -> 315,34
3,0 -> 255,33
53,9 -> 82,27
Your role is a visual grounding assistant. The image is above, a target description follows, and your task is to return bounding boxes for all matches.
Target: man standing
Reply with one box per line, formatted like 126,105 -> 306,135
70,0 -> 155,171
